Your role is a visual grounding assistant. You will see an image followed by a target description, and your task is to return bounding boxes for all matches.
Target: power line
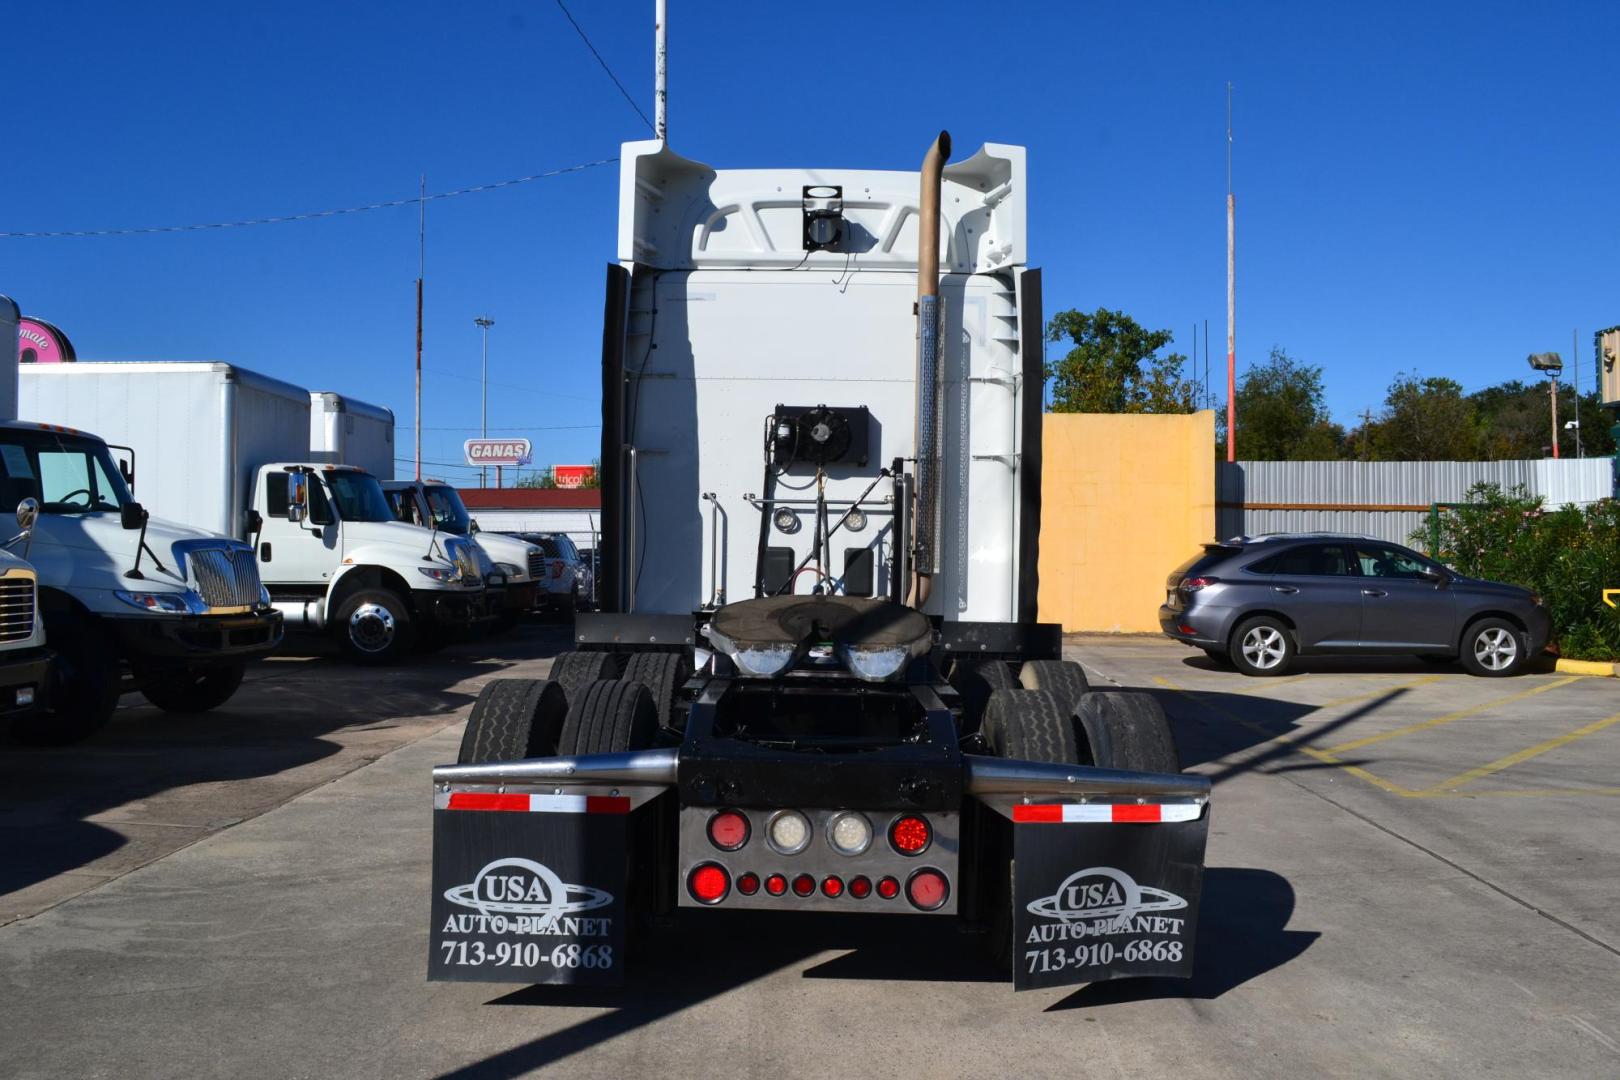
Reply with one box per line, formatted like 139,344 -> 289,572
0,157 -> 617,239
554,0 -> 656,134
423,366 -> 598,403
397,424 -> 600,432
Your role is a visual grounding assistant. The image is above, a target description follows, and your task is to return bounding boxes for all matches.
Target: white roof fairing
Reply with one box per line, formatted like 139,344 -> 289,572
617,139 -> 1027,273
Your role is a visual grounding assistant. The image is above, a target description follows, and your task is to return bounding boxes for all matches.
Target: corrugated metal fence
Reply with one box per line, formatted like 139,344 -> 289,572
1216,459 -> 1615,547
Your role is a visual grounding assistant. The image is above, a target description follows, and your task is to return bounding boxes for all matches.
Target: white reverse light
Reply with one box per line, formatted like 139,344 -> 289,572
827,811 -> 873,856
767,810 -> 812,855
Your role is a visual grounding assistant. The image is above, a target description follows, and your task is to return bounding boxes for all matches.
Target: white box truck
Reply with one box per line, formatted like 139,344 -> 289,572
309,390 -> 394,478
20,362 -> 490,665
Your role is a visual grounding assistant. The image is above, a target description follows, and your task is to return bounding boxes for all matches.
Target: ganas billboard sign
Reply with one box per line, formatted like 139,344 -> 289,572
464,438 -> 533,467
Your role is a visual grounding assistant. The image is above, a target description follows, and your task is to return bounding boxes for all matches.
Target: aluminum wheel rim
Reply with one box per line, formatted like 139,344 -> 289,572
1241,626 -> 1286,669
349,603 -> 396,653
1473,627 -> 1517,671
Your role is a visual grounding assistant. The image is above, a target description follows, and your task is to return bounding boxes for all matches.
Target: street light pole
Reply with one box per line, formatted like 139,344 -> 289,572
475,316 -> 494,487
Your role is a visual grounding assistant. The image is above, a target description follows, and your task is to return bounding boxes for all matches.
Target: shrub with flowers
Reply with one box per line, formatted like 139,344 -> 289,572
1415,483 -> 1620,661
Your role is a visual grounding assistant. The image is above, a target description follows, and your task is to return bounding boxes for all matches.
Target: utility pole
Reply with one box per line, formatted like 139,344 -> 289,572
1361,408 -> 1373,461
415,175 -> 425,481
654,0 -> 668,141
475,316 -> 494,487
1225,82 -> 1236,462
1573,327 -> 1583,457
1550,369 -> 1560,459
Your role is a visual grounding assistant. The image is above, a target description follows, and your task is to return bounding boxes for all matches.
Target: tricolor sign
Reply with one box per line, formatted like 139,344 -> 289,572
464,438 -> 533,467
552,465 -> 596,489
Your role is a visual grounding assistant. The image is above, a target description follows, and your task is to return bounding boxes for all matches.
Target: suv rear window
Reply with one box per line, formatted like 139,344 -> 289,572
1173,546 -> 1239,578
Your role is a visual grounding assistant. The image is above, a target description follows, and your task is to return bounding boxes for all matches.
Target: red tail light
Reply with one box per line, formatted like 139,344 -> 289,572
736,872 -> 760,896
821,875 -> 844,898
848,875 -> 872,899
688,863 -> 730,905
1181,576 -> 1219,592
765,873 -> 788,896
707,809 -> 750,851
906,868 -> 949,910
889,815 -> 931,856
791,873 -> 815,897
876,876 -> 900,900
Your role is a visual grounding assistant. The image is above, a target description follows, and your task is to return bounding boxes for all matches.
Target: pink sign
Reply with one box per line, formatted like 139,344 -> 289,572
17,318 -> 75,364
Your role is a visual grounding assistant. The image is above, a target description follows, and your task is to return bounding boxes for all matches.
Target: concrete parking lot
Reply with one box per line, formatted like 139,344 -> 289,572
3,629 -> 1619,1078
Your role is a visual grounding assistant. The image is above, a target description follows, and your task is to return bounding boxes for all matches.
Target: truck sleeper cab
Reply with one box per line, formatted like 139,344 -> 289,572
430,132 -> 1212,994
380,480 -> 541,629
0,420 -> 281,744
255,463 -> 488,663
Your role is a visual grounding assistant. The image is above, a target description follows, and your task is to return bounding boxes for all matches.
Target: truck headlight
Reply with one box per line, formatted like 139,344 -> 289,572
418,566 -> 459,583
114,589 -> 206,614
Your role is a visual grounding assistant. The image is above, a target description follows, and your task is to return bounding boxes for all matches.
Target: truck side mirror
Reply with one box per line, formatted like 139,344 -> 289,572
120,501 -> 146,531
118,458 -> 134,490
15,497 -> 37,532
287,472 -> 308,524
246,509 -> 263,536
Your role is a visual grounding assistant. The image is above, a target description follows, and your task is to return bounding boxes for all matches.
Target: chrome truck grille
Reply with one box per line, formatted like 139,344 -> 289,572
0,575 -> 35,643
189,548 -> 264,609
527,551 -> 544,579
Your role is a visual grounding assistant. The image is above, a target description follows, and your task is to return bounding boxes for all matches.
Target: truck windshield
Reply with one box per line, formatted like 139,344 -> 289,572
322,471 -> 395,523
423,486 -> 472,535
0,429 -> 132,515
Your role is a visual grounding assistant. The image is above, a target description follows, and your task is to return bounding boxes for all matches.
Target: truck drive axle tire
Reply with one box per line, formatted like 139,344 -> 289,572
949,658 -> 1017,732
548,650 -> 624,702
334,589 -> 414,665
1072,692 -> 1181,773
557,679 -> 657,756
980,688 -> 1079,764
458,678 -> 570,763
1017,659 -> 1090,713
11,614 -> 121,746
140,663 -> 246,714
620,651 -> 692,731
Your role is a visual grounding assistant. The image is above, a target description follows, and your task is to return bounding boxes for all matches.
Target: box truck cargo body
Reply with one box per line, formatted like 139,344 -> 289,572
310,391 -> 394,479
21,361 -> 489,665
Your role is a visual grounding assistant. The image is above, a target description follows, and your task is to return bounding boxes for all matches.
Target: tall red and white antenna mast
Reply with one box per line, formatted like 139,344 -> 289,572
1226,83 -> 1236,463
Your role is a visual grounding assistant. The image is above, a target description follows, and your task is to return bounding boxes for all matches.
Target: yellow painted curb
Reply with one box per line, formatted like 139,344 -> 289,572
1554,658 -> 1620,678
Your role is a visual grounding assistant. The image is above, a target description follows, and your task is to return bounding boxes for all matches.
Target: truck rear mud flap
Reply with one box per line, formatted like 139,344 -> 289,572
428,748 -> 1209,992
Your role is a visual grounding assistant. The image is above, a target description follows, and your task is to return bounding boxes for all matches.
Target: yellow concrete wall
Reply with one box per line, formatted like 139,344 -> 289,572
1038,411 -> 1216,633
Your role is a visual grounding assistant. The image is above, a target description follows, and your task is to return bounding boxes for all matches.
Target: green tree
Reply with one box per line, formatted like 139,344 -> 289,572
1045,308 -> 1198,414
1226,346 -> 1345,460
1471,381 -> 1616,459
1366,373 -> 1481,460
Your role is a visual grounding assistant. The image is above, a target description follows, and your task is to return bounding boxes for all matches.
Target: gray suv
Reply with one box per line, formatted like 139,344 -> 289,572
1159,534 -> 1550,677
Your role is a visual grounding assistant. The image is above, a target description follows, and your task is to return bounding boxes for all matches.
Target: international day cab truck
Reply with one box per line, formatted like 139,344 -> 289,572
429,134 -> 1211,993
20,362 -> 489,665
2,302 -> 280,743
380,480 -> 543,627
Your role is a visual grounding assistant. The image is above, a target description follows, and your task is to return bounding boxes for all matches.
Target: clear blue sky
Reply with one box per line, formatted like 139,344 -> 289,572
5,1 -> 1617,480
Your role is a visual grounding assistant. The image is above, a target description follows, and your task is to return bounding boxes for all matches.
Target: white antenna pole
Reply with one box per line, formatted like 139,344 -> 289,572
654,0 -> 668,141
1225,82 -> 1236,463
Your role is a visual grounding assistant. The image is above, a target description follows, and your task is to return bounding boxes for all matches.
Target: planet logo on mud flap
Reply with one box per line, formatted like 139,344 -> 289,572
444,857 -> 614,919
1025,866 -> 1186,924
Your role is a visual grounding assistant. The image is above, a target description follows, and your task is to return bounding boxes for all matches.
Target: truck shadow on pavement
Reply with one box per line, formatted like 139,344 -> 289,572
446,868 -> 1313,1078
0,624 -> 570,914
1046,867 -> 1316,1010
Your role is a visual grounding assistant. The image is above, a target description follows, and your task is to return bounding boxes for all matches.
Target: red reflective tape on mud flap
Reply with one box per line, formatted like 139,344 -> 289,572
1011,803 -> 1198,824
445,793 -> 632,814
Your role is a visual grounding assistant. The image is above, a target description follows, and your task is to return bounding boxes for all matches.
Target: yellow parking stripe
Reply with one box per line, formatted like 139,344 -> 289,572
1153,675 -> 1420,796
1311,674 -> 1443,712
1421,786 -> 1620,799
1324,677 -> 1580,754
1426,712 -> 1620,793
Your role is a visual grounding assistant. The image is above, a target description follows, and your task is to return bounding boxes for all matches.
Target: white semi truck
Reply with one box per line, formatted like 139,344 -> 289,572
429,134 -> 1211,993
3,304 -> 281,743
20,362 -> 489,665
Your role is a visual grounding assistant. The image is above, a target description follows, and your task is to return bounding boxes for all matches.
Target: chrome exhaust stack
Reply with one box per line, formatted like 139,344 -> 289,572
910,130 -> 951,608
